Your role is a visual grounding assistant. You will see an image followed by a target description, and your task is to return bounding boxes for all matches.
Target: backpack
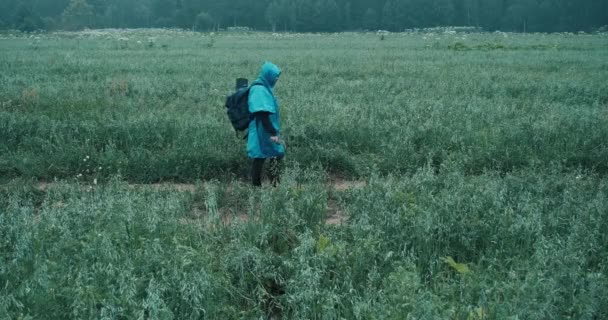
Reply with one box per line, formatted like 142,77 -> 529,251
225,83 -> 262,133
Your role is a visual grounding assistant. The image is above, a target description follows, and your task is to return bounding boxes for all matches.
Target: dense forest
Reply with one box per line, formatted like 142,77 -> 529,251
1,0 -> 607,33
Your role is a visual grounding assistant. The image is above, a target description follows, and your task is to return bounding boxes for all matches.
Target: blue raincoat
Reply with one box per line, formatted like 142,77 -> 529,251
247,62 -> 286,159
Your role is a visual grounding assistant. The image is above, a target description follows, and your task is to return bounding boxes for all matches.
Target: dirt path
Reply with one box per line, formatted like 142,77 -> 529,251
330,177 -> 367,192
29,179 -> 366,226
34,179 -> 366,193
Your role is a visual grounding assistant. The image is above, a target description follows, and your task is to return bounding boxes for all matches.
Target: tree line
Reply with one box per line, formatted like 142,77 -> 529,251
1,0 -> 606,33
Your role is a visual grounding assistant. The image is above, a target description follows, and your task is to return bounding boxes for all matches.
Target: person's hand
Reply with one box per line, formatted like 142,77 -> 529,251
270,136 -> 280,143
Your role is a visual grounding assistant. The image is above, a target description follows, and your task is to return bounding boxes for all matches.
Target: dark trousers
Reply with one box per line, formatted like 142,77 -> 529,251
252,157 -> 282,187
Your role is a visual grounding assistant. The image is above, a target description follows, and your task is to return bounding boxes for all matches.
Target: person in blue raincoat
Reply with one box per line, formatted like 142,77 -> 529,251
247,61 -> 285,186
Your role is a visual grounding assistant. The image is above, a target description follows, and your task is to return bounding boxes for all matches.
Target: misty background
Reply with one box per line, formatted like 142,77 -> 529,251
1,0 -> 607,33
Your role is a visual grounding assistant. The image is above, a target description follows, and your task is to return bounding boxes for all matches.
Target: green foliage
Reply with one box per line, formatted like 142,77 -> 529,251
2,167 -> 606,318
61,0 -> 94,31
13,3 -> 44,32
362,8 -> 378,30
266,0 -> 297,32
1,32 -> 607,182
1,0 -> 608,32
448,42 -> 554,51
193,11 -> 214,32
1,31 -> 607,318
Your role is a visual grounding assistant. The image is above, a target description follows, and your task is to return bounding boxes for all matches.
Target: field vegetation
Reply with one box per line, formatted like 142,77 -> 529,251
1,30 -> 607,319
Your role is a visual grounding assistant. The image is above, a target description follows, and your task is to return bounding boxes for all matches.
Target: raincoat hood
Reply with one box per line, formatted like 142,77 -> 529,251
257,61 -> 281,89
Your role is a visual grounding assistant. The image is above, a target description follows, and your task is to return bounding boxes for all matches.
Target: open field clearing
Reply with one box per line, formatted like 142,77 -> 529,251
1,30 -> 607,181
1,30 -> 607,318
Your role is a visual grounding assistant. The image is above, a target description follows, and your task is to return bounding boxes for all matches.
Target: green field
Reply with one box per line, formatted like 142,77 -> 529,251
1,30 -> 607,319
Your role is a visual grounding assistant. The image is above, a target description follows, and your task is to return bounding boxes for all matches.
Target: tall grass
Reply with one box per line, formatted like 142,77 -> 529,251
1,30 -> 607,318
1,31 -> 607,182
1,166 -> 606,318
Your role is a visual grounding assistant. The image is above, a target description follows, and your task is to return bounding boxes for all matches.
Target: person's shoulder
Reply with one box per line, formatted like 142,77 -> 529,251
249,84 -> 271,97
249,84 -> 263,92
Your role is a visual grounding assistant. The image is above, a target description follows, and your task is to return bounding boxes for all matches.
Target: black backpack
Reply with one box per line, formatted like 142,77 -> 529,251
225,83 -> 262,133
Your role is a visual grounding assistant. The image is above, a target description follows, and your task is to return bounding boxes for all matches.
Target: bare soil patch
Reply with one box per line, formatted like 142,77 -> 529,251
26,179 -> 365,226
